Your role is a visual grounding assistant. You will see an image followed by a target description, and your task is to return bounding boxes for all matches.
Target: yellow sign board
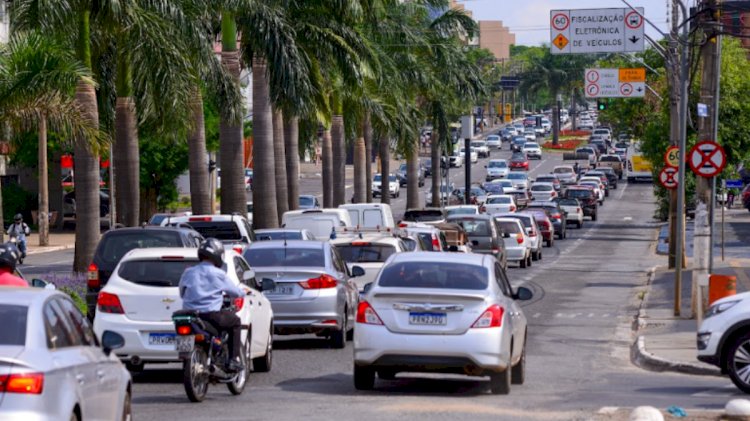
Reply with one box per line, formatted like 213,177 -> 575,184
504,114 -> 512,123
553,34 -> 569,50
618,68 -> 646,83
505,103 -> 512,114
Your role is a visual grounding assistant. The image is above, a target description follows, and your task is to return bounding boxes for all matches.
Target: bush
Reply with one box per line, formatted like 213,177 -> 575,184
542,138 -> 585,150
2,183 -> 36,226
42,272 -> 88,315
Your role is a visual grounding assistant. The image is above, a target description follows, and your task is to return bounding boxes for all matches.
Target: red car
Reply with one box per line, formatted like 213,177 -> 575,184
524,210 -> 554,247
742,184 -> 750,210
510,154 -> 530,171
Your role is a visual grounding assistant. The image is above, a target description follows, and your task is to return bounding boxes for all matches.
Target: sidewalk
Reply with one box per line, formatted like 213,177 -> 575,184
634,210 -> 750,376
25,232 -> 77,255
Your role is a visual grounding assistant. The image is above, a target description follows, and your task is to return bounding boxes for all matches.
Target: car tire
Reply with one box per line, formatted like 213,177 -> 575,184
726,331 -> 750,393
520,254 -> 527,268
526,254 -> 532,267
378,370 -> 397,380
545,238 -> 552,247
330,316 -> 347,349
125,362 -> 144,373
489,367 -> 511,395
592,212 -> 598,221
354,365 -> 375,390
577,221 -> 583,229
531,249 -> 539,261
538,249 -> 542,260
121,390 -> 132,421
511,345 -> 526,385
252,326 -> 273,373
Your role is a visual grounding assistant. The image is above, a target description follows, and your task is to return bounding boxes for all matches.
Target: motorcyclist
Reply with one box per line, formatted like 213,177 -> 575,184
178,238 -> 247,372
6,214 -> 29,264
0,243 -> 27,287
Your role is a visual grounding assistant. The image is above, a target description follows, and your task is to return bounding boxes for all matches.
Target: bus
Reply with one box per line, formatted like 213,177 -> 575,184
626,141 -> 653,183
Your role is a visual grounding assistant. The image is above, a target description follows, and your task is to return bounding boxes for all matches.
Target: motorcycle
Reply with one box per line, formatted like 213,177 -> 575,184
7,235 -> 22,264
172,299 -> 247,402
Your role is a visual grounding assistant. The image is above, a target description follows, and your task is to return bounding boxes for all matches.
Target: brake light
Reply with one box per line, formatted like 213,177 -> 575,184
432,235 -> 441,251
516,234 -> 524,244
398,222 -> 408,228
356,301 -> 383,325
97,292 -> 124,314
351,241 -> 371,246
551,214 -> 561,220
471,305 -> 504,328
0,373 -> 44,394
232,246 -> 243,254
299,274 -> 337,289
233,297 -> 244,311
176,325 -> 192,335
87,263 -> 99,288
189,217 -> 212,222
509,205 -> 516,212
577,207 -> 582,213
161,256 -> 184,260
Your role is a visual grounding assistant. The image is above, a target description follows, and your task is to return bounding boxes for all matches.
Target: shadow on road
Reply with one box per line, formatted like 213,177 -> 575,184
272,336 -> 343,350
131,367 -> 182,384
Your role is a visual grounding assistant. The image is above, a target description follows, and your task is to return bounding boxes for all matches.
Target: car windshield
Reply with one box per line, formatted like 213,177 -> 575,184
184,221 -> 242,241
496,220 -> 522,234
374,175 -> 397,183
471,142 -> 485,148
508,173 -> 527,180
0,304 -> 27,345
536,177 -> 556,183
335,244 -> 397,263
451,219 -> 491,236
524,143 -> 538,148
378,261 -> 488,290
97,231 -> 183,265
256,231 -> 303,241
118,259 -> 198,287
244,247 -> 325,267
399,164 -> 407,172
489,161 -> 507,168
600,156 -> 619,162
483,184 -> 504,194
487,196 -> 511,204
447,208 -> 477,217
299,196 -> 315,207
401,238 -> 418,252
496,180 -> 513,187
404,210 -> 443,222
566,189 -> 593,199
559,198 -> 579,206
531,185 -> 553,191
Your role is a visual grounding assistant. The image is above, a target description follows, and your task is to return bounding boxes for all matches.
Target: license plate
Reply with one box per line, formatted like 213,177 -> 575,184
408,312 -> 447,325
271,285 -> 294,295
148,333 -> 176,346
175,335 -> 195,352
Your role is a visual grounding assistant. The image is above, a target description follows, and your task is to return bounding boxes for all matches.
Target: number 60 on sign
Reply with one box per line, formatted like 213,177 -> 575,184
664,146 -> 679,168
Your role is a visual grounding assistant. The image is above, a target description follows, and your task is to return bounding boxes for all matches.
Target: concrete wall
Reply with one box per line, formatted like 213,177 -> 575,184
478,21 -> 515,61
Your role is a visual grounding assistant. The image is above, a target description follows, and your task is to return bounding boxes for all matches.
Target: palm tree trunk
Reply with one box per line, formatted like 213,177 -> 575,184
364,113 -> 373,203
321,128 -> 333,207
73,11 -> 101,273
331,115 -> 346,206
38,115 -> 49,246
378,134 -> 390,205
353,122 -> 366,203
187,88 -> 211,214
283,115 -> 300,210
114,96 -> 139,226
431,131 -> 441,207
406,141 -> 419,209
251,56 -> 278,228
552,89 -> 560,145
219,12 -> 246,215
273,109 -> 289,220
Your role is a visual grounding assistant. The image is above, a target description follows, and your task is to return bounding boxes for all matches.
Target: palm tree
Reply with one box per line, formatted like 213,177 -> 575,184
0,32 -> 102,247
272,108 -> 288,220
283,116 -> 300,210
251,57 -> 278,228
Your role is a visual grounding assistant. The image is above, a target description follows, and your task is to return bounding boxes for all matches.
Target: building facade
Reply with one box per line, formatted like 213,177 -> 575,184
0,1 -> 9,44
449,0 -> 515,61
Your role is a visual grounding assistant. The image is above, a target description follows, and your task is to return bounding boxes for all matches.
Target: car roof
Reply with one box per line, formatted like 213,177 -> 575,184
255,228 -> 307,233
331,234 -> 401,246
0,288 -> 62,307
168,214 -> 248,223
531,182 -> 554,187
387,251 -> 487,266
248,240 -> 327,250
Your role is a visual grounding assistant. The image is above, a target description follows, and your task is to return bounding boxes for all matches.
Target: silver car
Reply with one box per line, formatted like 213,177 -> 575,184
243,240 -> 363,348
495,213 -> 543,261
0,289 -> 131,420
494,218 -> 532,268
353,252 -> 533,394
255,228 -> 316,241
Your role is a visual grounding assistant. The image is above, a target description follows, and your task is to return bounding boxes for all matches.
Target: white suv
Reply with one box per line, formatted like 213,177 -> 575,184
697,292 -> 750,393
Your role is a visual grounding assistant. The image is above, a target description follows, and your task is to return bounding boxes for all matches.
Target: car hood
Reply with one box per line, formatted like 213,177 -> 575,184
712,291 -> 750,307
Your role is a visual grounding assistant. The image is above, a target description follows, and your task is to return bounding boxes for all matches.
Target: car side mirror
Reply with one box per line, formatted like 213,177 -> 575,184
31,278 -> 55,289
514,286 -> 533,301
260,278 -> 276,292
101,330 -> 125,356
242,270 -> 256,283
351,265 -> 366,278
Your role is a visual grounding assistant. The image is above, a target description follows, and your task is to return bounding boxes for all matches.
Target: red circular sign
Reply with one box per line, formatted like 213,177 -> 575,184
659,167 -> 678,189
586,84 -> 600,97
586,70 -> 600,83
620,83 -> 633,96
625,11 -> 644,29
688,140 -> 727,178
664,146 -> 679,168
552,13 -> 570,31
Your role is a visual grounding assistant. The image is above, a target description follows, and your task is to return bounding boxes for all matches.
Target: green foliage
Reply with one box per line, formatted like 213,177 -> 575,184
2,183 -> 35,226
139,135 -> 189,211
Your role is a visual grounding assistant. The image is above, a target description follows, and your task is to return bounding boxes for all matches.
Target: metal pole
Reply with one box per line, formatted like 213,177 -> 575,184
722,181 -> 726,261
464,138 -> 471,205
674,0 -> 690,317
709,30 -> 723,272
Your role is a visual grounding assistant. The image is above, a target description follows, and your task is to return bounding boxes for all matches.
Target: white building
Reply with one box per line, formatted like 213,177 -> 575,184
0,1 -> 8,44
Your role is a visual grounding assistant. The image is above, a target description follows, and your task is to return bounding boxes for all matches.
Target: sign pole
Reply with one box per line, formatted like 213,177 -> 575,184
674,0 -> 690,317
722,179 -> 725,261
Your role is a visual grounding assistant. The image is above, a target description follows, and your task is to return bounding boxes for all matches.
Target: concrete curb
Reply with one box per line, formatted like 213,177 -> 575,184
27,244 -> 75,256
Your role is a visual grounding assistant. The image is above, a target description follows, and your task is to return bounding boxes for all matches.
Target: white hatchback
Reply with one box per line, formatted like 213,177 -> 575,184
529,182 -> 557,201
353,252 -> 533,394
483,195 -> 517,215
93,248 -> 274,371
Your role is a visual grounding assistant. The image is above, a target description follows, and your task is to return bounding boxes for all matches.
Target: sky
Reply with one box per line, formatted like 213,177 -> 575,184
457,0 -> 682,46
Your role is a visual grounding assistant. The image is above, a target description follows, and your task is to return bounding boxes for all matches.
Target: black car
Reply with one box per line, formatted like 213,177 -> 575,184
85,226 -> 204,320
597,167 -> 619,189
511,137 -> 527,152
525,201 -> 568,239
446,214 -> 508,270
564,187 -> 598,221
396,163 -> 425,187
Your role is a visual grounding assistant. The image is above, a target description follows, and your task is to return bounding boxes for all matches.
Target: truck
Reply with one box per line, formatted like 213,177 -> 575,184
598,154 -> 624,180
626,143 -> 653,183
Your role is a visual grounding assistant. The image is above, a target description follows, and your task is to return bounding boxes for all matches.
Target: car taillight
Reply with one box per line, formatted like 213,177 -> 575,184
509,205 -> 516,212
577,207 -> 582,213
232,246 -> 243,254
176,325 -> 192,335
432,236 -> 441,251
299,274 -> 337,289
471,305 -> 504,328
516,234 -> 524,244
551,192 -> 557,197
551,214 -> 561,220
0,373 -> 44,394
234,297 -> 244,311
97,292 -> 124,314
356,301 -> 383,325
189,217 -> 212,222
87,263 -> 99,288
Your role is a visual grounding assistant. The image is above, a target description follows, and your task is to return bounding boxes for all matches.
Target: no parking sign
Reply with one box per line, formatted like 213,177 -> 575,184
688,141 -> 726,178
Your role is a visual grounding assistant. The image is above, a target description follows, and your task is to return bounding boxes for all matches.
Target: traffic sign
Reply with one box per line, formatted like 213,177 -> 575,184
550,8 -> 645,54
664,146 -> 679,168
584,68 -> 646,98
659,167 -> 679,190
688,140 -> 727,178
726,179 -> 744,189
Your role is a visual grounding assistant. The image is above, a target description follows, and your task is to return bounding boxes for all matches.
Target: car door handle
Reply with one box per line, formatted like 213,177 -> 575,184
76,374 -> 85,384
97,370 -> 105,379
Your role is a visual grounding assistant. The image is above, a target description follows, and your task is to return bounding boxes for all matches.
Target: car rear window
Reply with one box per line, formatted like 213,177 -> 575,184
404,210 -> 443,222
256,231 -> 303,241
451,219 -> 490,236
0,304 -> 27,345
496,221 -> 522,234
335,244 -> 397,263
554,167 -> 573,174
378,261 -> 488,290
118,260 -> 198,287
447,208 -> 477,217
184,221 -> 242,241
559,198 -> 579,206
487,196 -> 511,204
299,196 -> 315,207
566,189 -> 593,199
97,231 -> 183,265
244,247 -> 325,267
531,185 -> 553,191
600,156 -> 620,162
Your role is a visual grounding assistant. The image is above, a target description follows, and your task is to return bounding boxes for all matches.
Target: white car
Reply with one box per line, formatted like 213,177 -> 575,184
93,247 -> 274,371
485,159 -> 510,181
471,140 -> 490,158
483,195 -> 517,215
507,172 -> 530,191
331,233 -> 408,290
494,218 -> 532,268
697,291 -> 750,393
553,165 -> 578,185
557,197 -> 584,228
460,147 -> 479,163
523,129 -> 536,142
592,128 -> 611,142
490,179 -> 516,194
445,205 -> 480,218
353,252 -> 533,394
425,183 -> 455,205
486,135 -> 502,149
578,180 -> 605,204
372,173 -> 400,198
522,143 -> 543,160
449,151 -> 464,168
529,182 -> 557,201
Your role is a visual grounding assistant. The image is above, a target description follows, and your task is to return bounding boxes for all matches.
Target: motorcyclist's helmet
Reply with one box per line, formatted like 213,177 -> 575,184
197,238 -> 224,268
0,243 -> 19,271
13,214 -> 22,222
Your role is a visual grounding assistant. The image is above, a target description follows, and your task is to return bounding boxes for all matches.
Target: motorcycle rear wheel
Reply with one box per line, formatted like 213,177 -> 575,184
227,340 -> 248,395
183,348 -> 209,402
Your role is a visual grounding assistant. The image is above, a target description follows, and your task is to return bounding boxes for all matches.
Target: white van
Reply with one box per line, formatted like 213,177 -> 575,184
281,209 -> 353,240
338,203 -> 395,229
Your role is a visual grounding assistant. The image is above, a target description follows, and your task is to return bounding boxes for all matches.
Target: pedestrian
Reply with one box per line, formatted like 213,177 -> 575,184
727,188 -> 736,208
6,214 -> 29,264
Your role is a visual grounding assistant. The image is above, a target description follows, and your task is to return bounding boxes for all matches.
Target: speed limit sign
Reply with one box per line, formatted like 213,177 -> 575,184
664,146 -> 679,168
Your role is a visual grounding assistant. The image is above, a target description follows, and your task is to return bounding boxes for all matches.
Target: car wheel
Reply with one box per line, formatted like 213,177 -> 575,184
726,331 -> 750,393
125,362 -> 144,373
511,345 -> 526,385
531,249 -> 539,261
489,367 -> 511,395
527,254 -> 532,267
592,212 -> 598,221
545,238 -> 552,247
538,249 -> 542,260
577,221 -> 583,229
354,365 -> 376,390
252,326 -> 273,373
329,315 -> 347,349
605,190 -> 610,197
519,254 -> 527,268
121,390 -> 132,421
